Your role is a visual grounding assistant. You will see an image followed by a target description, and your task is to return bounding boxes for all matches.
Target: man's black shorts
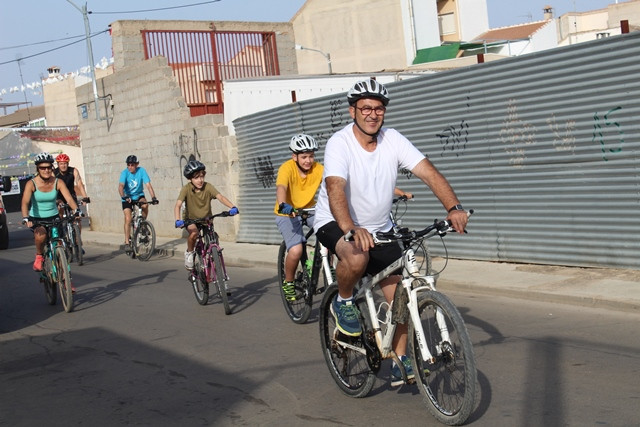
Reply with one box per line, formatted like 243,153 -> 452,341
316,221 -> 402,276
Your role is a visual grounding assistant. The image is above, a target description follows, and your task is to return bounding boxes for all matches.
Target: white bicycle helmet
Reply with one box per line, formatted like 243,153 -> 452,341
289,134 -> 318,153
183,160 -> 206,178
347,79 -> 390,106
34,152 -> 54,165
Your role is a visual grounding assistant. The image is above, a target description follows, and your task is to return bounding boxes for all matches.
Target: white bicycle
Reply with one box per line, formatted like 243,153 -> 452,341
319,212 -> 477,426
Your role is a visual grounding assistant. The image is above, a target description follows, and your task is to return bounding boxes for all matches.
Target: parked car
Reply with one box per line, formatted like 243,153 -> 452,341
0,192 -> 8,250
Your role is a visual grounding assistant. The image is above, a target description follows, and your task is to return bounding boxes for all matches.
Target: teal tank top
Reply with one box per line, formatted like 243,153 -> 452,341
29,178 -> 59,218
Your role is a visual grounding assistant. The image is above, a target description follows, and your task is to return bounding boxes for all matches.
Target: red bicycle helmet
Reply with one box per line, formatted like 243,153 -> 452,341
56,153 -> 70,163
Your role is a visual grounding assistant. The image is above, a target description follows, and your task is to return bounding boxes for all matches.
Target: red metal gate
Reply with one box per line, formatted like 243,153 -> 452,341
142,30 -> 280,116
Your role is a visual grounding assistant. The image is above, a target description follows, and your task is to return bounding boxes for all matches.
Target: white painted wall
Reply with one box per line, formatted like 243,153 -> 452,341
458,0 -> 490,42
223,73 -> 428,135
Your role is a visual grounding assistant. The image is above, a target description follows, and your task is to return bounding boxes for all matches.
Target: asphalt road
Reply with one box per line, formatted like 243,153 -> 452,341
1,223 -> 639,426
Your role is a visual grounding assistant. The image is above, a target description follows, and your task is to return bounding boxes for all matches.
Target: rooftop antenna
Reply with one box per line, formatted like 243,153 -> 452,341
518,12 -> 533,22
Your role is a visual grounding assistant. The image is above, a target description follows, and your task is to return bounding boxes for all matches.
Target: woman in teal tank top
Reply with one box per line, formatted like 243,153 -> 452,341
20,152 -> 79,271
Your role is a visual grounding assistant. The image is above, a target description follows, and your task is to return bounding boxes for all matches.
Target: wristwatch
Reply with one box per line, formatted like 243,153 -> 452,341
447,204 -> 464,213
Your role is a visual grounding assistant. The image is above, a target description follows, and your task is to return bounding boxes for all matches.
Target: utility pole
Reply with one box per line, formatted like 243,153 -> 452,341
67,0 -> 101,121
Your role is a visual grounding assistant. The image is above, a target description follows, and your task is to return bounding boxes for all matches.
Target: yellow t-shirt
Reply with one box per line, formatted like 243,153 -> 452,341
273,159 -> 324,215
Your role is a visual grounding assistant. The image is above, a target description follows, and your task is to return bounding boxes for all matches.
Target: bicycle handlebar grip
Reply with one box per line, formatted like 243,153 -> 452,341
343,230 -> 355,241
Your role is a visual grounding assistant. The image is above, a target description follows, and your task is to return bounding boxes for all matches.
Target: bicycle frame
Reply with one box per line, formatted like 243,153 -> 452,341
41,222 -> 66,283
355,246 -> 440,363
298,210 -> 335,293
194,221 -> 227,284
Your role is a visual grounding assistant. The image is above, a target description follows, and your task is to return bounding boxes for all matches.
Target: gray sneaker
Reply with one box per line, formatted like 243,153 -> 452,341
184,250 -> 195,270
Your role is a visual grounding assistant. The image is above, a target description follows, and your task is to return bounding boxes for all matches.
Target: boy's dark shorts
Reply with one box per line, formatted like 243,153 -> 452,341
316,221 -> 402,276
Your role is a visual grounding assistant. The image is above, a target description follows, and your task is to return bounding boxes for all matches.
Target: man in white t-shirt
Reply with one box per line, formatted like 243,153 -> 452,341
314,79 -> 469,387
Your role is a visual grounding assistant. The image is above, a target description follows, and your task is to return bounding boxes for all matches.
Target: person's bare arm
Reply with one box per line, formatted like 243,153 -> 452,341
411,158 -> 467,233
73,168 -> 88,198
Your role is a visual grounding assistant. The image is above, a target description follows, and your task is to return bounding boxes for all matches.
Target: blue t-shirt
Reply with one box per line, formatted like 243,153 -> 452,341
119,167 -> 151,200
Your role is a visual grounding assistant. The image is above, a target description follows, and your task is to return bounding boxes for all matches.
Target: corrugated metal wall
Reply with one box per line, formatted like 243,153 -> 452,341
234,32 -> 640,270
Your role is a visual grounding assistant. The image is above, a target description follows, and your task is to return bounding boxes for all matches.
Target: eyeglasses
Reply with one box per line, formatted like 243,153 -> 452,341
127,163 -> 138,166
38,166 -> 53,171
355,106 -> 386,116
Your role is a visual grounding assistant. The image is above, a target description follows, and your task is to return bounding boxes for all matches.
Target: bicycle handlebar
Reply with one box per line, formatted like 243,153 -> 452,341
392,195 -> 414,204
344,209 -> 474,243
181,211 -> 232,228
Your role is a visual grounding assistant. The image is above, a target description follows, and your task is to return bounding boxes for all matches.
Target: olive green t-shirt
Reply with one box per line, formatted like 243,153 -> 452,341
177,182 -> 220,219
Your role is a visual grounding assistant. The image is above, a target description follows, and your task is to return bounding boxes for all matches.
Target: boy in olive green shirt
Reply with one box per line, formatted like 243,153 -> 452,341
174,160 -> 238,269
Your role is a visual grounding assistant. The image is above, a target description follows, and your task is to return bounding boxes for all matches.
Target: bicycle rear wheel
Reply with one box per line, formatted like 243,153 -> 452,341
191,251 -> 209,305
42,255 -> 56,305
409,288 -> 477,426
277,241 -> 313,324
319,285 -> 376,398
134,220 -> 156,261
72,223 -> 83,265
54,246 -> 73,313
211,249 -> 231,315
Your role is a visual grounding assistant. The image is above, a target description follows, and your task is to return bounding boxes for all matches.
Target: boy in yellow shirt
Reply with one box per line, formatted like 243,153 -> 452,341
274,134 -> 323,300
174,160 -> 238,269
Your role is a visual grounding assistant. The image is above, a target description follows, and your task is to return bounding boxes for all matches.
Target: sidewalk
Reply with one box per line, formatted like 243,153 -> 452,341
82,230 -> 640,314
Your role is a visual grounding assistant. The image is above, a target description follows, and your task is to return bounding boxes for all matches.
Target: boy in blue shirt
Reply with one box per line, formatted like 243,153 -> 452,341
118,155 -> 158,246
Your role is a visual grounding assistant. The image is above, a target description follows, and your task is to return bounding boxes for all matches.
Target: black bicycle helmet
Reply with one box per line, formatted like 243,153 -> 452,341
183,160 -> 206,178
126,155 -> 138,164
34,152 -> 54,165
347,79 -> 390,106
289,134 -> 318,153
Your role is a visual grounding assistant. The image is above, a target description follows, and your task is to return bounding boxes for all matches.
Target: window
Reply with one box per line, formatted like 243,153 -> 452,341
439,13 -> 457,36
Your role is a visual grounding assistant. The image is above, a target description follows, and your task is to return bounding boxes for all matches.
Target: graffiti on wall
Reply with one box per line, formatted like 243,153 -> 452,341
252,155 -> 276,188
436,120 -> 469,157
499,99 -> 536,167
547,114 -> 576,154
174,129 -> 200,186
593,106 -> 624,161
330,99 -> 348,132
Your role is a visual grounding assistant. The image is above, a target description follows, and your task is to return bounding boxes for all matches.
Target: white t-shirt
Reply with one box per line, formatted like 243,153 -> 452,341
314,123 -> 424,234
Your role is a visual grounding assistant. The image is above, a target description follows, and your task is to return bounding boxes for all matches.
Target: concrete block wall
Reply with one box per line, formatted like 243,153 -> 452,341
110,20 -> 297,76
76,56 -> 239,241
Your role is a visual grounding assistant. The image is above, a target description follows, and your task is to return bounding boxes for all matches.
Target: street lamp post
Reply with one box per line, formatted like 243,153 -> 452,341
67,0 -> 101,120
295,44 -> 332,74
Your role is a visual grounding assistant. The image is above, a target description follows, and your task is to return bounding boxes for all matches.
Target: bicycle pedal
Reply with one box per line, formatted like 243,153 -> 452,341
316,286 -> 325,294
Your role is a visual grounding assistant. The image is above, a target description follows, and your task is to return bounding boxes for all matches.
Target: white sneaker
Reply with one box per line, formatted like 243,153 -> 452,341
184,250 -> 194,270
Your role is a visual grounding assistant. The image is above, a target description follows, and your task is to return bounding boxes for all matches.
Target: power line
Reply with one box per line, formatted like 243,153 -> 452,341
0,34 -> 86,51
89,0 -> 221,14
0,30 -> 109,67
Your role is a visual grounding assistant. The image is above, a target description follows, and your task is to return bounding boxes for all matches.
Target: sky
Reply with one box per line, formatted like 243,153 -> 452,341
0,0 -> 621,110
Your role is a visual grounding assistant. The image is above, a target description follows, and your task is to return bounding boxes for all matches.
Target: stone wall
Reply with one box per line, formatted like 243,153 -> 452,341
110,20 -> 297,76
76,56 -> 239,240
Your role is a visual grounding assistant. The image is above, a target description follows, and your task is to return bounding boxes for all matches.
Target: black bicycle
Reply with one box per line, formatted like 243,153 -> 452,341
277,209 -> 336,324
59,198 -> 89,265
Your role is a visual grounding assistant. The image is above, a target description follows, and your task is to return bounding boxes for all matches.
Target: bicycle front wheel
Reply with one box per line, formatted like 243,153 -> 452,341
409,289 -> 477,426
319,285 -> 376,398
42,254 -> 56,305
277,241 -> 312,324
54,246 -> 73,313
191,251 -> 209,305
134,220 -> 156,261
211,249 -> 231,315
72,223 -> 83,265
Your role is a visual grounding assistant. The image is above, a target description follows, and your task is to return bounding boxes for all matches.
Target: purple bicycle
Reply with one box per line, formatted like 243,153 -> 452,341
183,212 -> 232,314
